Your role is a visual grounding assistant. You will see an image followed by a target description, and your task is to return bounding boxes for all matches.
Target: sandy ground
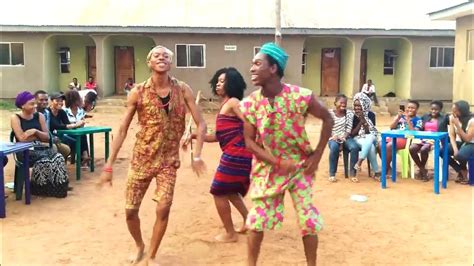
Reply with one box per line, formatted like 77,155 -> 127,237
0,109 -> 472,265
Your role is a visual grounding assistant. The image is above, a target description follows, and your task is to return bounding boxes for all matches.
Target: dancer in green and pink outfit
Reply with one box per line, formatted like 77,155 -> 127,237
241,43 -> 333,266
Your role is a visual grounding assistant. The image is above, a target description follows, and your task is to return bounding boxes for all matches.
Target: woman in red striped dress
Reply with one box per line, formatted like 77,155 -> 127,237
193,67 -> 252,242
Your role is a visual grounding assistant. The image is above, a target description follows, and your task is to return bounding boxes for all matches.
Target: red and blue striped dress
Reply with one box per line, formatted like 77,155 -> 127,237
210,114 -> 252,196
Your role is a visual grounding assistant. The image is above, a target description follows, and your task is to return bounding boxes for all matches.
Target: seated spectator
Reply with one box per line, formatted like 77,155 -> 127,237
33,90 -> 71,159
380,100 -> 422,172
361,79 -> 379,106
78,89 -> 97,112
11,91 -> 69,197
352,93 -> 380,180
63,90 -> 90,166
84,76 -> 97,91
34,90 -> 50,130
49,92 -> 92,159
409,100 -> 444,181
328,94 -> 359,182
124,78 -> 135,96
441,100 -> 474,184
68,78 -> 82,90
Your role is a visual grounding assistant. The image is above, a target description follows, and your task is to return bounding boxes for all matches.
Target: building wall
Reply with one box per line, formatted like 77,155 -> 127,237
55,35 -> 95,92
102,37 -> 114,97
43,35 -> 60,92
303,37 -> 353,95
341,39 -> 355,96
362,38 -> 399,97
453,15 -> 474,110
0,33 -> 46,98
409,36 -> 454,100
149,34 -> 304,98
104,35 -> 155,95
394,38 -> 412,99
44,35 -> 96,93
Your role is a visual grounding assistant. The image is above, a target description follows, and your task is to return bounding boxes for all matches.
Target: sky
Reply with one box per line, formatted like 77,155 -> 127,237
0,0 -> 464,29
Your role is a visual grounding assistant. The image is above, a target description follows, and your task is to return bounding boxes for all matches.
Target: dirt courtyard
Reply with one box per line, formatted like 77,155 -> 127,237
1,109 -> 472,265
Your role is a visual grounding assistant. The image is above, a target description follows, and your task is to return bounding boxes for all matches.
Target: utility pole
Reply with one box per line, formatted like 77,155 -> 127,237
275,0 -> 282,45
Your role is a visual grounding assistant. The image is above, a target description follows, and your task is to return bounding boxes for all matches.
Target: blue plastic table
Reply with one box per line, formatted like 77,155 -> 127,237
56,126 -> 111,181
0,141 -> 33,218
380,130 -> 449,194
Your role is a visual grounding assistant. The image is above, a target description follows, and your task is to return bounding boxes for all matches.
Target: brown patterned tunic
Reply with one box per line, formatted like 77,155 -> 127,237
125,76 -> 188,209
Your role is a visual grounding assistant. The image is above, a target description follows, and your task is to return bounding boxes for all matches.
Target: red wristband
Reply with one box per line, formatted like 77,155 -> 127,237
103,166 -> 113,173
275,158 -> 281,169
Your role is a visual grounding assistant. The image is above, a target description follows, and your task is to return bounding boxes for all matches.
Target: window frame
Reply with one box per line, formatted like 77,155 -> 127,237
429,46 -> 455,69
0,42 -> 25,67
253,46 -> 261,57
302,48 -> 308,74
383,49 -> 396,75
175,44 -> 206,68
59,47 -> 71,73
467,30 -> 474,61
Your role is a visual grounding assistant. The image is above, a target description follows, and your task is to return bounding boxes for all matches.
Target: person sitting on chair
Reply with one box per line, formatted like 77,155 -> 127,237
380,100 -> 422,173
361,79 -> 379,106
409,100 -> 444,181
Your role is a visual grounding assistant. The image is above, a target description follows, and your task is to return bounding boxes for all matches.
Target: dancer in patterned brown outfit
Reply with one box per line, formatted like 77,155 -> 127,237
99,46 -> 207,265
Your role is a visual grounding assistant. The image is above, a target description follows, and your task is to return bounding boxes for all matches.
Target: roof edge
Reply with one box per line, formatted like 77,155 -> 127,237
429,1 -> 474,20
0,25 -> 455,37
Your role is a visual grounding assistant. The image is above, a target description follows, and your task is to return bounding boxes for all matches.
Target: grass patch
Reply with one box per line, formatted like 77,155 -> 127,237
0,99 -> 16,111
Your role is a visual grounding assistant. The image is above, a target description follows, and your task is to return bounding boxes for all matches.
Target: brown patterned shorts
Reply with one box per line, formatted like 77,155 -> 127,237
125,165 -> 177,210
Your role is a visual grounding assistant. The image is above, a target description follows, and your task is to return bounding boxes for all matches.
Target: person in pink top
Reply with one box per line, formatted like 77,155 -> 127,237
84,76 -> 97,91
409,100 -> 444,181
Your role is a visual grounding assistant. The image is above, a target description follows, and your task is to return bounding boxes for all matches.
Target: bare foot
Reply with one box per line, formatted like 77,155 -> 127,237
128,243 -> 145,264
235,224 -> 247,234
214,232 -> 238,243
147,257 -> 160,266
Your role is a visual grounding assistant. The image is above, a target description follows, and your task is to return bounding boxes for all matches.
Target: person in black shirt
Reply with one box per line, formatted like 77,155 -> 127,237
48,92 -> 85,161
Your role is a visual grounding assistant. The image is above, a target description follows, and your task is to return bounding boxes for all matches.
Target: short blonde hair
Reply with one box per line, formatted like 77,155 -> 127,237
146,45 -> 174,62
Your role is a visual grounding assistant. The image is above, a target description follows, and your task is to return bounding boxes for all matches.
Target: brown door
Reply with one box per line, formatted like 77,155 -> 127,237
115,46 -> 134,95
359,49 -> 368,91
320,48 -> 341,96
87,46 -> 96,80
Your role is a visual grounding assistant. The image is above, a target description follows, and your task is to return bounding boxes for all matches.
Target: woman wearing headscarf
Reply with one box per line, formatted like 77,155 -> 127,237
352,92 -> 380,180
442,100 -> 474,184
11,91 -> 69,197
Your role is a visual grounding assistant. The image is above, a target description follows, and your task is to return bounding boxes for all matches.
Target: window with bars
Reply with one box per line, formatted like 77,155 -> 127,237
0,42 -> 24,66
59,47 -> 71,73
175,44 -> 205,68
429,47 -> 454,68
383,49 -> 396,75
302,49 -> 307,74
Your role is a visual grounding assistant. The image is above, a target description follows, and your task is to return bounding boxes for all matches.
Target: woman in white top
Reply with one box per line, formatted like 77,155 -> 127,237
63,90 -> 89,166
327,94 -> 359,182
444,100 -> 474,184
352,93 -> 380,180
